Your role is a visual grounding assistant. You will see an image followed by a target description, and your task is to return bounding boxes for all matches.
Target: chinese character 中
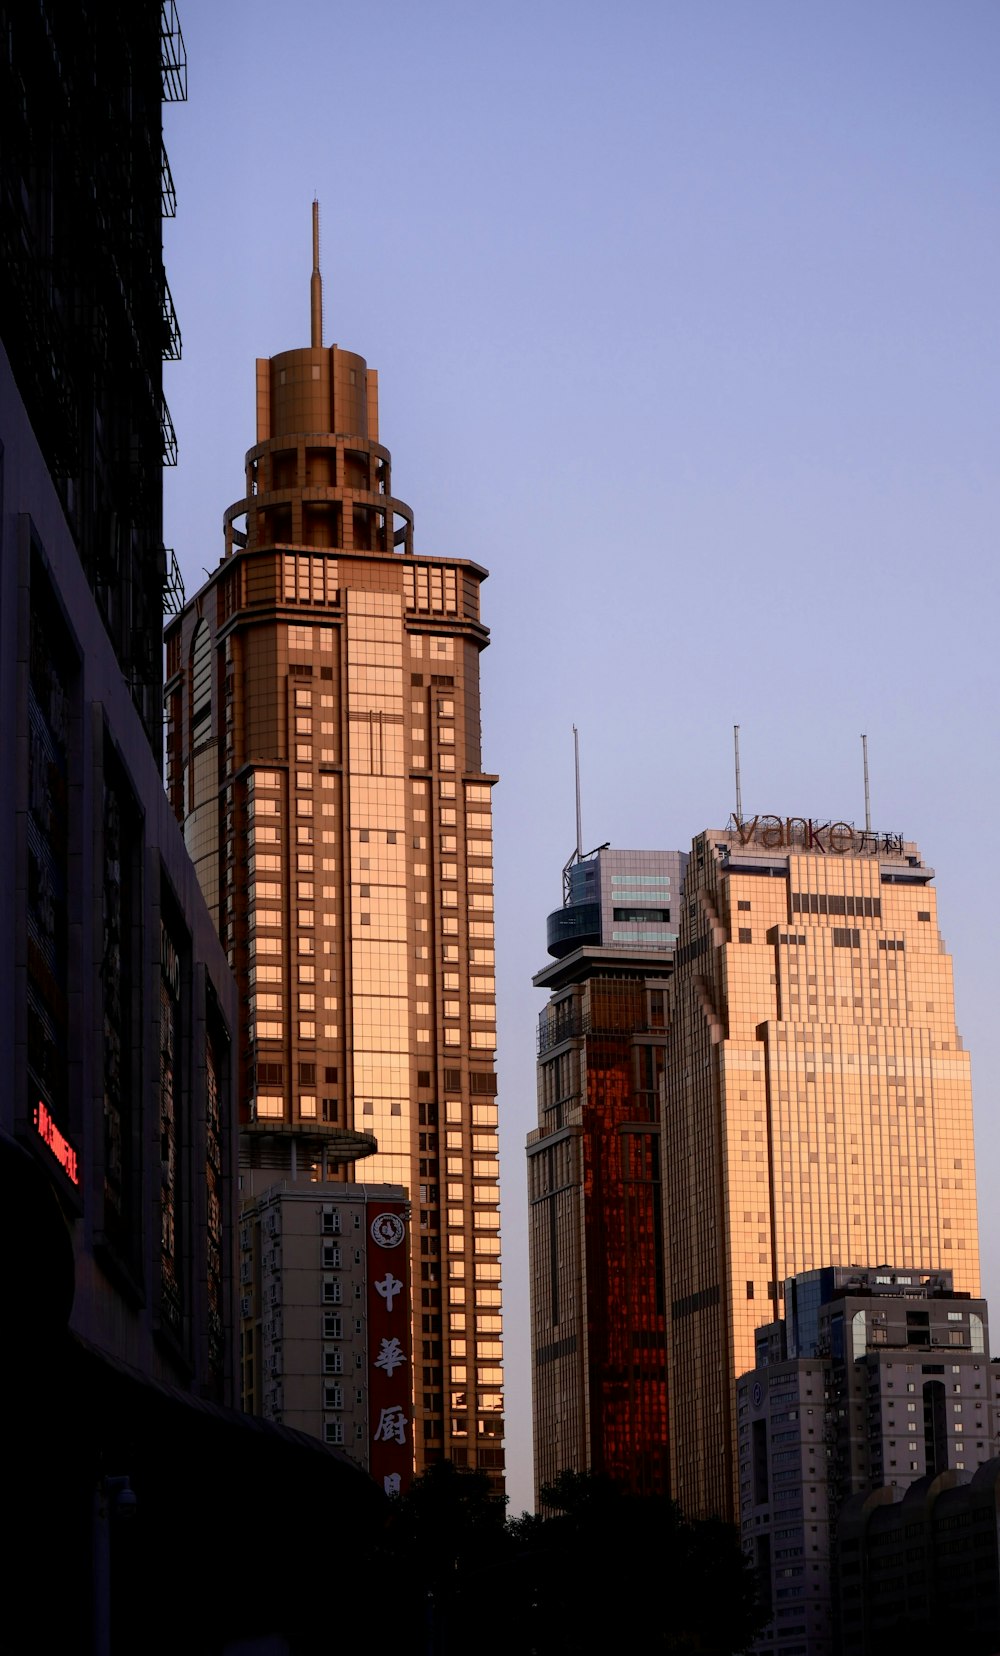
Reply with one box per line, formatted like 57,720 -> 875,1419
374,1405 -> 408,1445
375,1336 -> 407,1377
375,1271 -> 403,1313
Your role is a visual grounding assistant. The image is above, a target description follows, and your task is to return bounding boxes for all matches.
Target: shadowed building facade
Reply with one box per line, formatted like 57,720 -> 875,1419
1,26 -> 411,1650
527,846 -> 686,1500
663,818 -> 980,1522
837,1460 -> 1000,1652
165,220 -> 503,1482
738,1266 -> 1000,1656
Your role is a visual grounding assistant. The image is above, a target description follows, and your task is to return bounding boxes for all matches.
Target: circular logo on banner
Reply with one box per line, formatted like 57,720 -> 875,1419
751,1382 -> 763,1410
371,1211 -> 405,1249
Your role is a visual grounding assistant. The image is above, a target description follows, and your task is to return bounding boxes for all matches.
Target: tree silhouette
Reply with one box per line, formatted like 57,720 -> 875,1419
374,1463 -> 765,1655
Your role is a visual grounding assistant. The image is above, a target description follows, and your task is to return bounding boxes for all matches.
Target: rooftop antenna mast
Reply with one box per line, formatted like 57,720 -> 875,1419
733,724 -> 743,825
861,733 -> 871,833
311,198 -> 323,348
573,724 -> 583,861
561,727 -> 608,903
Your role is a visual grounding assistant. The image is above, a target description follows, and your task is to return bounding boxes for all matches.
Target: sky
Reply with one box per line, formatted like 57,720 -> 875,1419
162,0 -> 1000,1517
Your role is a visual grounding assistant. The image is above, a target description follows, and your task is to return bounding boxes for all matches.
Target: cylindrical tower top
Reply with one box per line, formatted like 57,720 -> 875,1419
224,203 -> 415,560
256,345 -> 377,444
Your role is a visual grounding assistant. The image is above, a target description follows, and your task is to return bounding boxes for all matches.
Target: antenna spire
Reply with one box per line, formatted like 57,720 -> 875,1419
311,198 -> 323,348
861,733 -> 871,832
573,725 -> 583,860
733,724 -> 743,824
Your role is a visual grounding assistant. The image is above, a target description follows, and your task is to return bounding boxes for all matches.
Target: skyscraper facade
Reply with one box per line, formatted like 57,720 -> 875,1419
663,816 -> 979,1521
165,231 -> 503,1481
527,846 -> 686,1499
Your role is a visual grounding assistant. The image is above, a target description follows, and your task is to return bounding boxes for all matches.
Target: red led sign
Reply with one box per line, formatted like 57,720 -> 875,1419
34,1101 -> 80,1185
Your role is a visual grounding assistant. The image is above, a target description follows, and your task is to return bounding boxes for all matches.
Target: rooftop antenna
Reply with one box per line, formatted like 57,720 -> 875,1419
562,728 -> 608,902
311,198 -> 323,348
573,724 -> 583,861
733,724 -> 743,825
861,733 -> 871,832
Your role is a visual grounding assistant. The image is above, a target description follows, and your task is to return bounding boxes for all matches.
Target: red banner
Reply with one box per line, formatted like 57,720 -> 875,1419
366,1202 -> 412,1496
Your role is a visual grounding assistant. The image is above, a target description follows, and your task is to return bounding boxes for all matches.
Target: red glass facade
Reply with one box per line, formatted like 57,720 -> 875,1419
580,1008 -> 669,1492
528,847 -> 685,1503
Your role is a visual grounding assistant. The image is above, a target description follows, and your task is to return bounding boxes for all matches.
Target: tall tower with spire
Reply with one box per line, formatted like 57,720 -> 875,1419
165,211 -> 504,1484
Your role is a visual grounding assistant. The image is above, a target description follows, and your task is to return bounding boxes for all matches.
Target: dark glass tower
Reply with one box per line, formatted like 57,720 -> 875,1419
527,844 -> 687,1500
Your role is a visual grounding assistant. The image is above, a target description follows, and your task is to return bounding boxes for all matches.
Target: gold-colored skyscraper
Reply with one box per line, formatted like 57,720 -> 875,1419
663,816 -> 979,1520
165,213 -> 503,1482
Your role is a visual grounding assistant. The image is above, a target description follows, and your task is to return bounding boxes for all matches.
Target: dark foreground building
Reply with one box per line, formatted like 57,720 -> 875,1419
1,7 -> 389,1650
838,1462 -> 1000,1654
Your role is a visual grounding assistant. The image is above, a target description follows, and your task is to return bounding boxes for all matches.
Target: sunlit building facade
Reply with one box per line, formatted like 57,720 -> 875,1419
164,235 -> 503,1481
663,817 -> 980,1522
527,846 -> 686,1500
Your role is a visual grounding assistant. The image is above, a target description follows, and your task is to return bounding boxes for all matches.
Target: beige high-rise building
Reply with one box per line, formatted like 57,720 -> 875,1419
164,214 -> 504,1484
663,816 -> 979,1521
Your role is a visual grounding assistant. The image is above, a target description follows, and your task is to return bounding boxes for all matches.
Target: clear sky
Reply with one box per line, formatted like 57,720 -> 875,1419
163,0 -> 1000,1516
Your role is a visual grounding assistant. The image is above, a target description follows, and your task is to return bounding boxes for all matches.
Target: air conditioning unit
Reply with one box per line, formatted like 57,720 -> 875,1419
240,1295 -> 252,1318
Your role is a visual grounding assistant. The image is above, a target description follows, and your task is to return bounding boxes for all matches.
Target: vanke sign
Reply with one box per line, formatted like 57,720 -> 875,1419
729,815 -> 905,856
